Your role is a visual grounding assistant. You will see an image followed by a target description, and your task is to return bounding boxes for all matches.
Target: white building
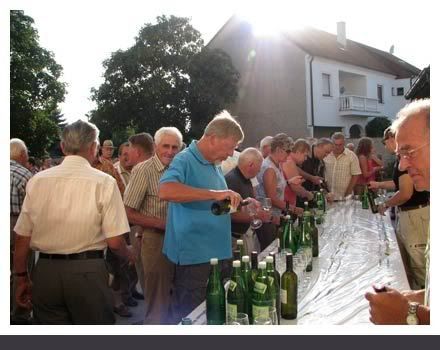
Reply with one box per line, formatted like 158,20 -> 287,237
208,17 -> 420,146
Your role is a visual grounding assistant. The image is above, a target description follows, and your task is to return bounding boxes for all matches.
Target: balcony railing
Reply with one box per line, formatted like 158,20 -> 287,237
339,95 -> 379,113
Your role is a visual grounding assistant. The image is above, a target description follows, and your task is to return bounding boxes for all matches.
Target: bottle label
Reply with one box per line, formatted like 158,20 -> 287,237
227,303 -> 237,319
253,281 -> 267,294
252,305 -> 269,319
229,280 -> 237,292
280,289 -> 287,304
267,276 -> 274,287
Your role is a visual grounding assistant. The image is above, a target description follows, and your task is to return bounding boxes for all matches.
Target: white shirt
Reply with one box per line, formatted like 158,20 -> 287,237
324,148 -> 361,200
14,155 -> 130,254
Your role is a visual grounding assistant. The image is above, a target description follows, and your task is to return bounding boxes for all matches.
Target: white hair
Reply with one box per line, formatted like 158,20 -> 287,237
204,110 -> 244,142
238,147 -> 263,166
260,136 -> 273,149
154,127 -> 183,147
61,120 -> 99,154
10,138 -> 28,160
391,98 -> 430,134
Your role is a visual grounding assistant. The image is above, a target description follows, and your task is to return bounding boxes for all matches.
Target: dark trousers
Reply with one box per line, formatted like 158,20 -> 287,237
32,257 -> 114,324
256,222 -> 278,251
105,248 -> 137,302
170,258 -> 231,324
10,215 -> 34,323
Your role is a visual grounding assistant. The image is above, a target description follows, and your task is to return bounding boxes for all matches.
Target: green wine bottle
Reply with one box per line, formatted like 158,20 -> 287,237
310,213 -> 319,257
206,258 -> 226,325
280,253 -> 298,319
300,202 -> 313,272
211,199 -> 250,215
362,186 -> 369,209
251,251 -> 259,283
282,215 -> 297,254
241,255 -> 254,324
251,261 -> 272,322
227,260 -> 246,321
266,254 -> 281,325
236,239 -> 245,259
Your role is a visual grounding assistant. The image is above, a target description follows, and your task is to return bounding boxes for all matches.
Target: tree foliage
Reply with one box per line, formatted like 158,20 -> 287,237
89,15 -> 239,142
10,10 -> 67,158
365,117 -> 391,138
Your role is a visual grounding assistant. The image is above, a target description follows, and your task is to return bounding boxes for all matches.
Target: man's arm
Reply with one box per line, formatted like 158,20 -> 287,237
297,167 -> 322,185
369,180 -> 396,191
384,174 -> 413,208
106,235 -> 135,264
125,205 -> 166,231
283,161 -> 313,200
159,182 -> 242,207
13,234 -> 32,309
344,174 -> 359,197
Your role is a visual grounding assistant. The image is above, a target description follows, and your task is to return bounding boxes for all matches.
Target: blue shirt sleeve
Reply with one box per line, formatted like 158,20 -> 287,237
160,152 -> 187,184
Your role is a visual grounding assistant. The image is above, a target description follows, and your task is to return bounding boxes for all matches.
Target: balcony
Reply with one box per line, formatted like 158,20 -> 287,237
339,95 -> 379,117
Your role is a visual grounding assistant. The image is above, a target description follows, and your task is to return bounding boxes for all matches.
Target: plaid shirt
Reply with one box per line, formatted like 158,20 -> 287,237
10,160 -> 33,215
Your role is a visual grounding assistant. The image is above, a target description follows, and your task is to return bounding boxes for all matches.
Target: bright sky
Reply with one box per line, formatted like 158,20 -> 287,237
7,0 -> 434,123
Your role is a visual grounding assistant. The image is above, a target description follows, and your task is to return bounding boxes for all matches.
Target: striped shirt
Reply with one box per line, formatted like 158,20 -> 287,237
324,148 -> 361,199
123,154 -> 168,221
10,160 -> 33,215
14,155 -> 130,254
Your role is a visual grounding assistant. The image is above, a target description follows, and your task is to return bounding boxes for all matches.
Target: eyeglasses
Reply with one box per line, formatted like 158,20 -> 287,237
396,142 -> 429,159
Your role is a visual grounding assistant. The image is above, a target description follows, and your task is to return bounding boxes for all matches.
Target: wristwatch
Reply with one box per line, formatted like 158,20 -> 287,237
406,302 -> 420,325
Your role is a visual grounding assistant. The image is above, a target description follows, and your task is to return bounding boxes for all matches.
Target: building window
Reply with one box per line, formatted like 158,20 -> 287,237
377,85 -> 384,104
391,87 -> 395,96
322,73 -> 331,96
397,87 -> 404,96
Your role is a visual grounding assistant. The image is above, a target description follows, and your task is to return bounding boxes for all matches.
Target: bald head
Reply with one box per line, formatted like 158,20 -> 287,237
238,147 -> 263,179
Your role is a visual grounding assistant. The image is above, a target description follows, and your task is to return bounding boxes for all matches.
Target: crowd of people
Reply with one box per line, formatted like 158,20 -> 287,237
10,99 -> 430,325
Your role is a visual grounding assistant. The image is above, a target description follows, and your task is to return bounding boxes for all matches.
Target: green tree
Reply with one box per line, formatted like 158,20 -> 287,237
365,117 -> 391,138
10,10 -> 67,158
89,15 -> 239,142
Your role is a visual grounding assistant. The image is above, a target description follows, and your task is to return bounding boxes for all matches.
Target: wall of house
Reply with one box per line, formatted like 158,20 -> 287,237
208,19 -> 309,147
311,57 -> 412,136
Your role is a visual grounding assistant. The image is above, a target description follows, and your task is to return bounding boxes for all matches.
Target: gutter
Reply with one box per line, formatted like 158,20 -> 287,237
309,55 -> 315,136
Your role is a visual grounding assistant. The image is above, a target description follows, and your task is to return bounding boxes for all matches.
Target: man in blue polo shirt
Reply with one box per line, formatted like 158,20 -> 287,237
159,111 -> 244,323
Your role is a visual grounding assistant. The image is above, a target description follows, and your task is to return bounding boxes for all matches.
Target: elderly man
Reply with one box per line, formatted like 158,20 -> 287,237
124,132 -> 155,296
124,127 -> 182,324
225,148 -> 271,254
324,132 -> 361,200
365,99 -> 430,325
101,139 -> 116,162
369,127 -> 429,289
259,136 -> 273,158
159,111 -> 243,322
346,143 -> 355,152
10,138 -> 34,324
297,138 -> 334,207
13,120 -> 135,324
114,142 -> 132,187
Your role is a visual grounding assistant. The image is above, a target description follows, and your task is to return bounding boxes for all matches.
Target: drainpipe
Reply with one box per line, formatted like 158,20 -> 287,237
309,55 -> 315,137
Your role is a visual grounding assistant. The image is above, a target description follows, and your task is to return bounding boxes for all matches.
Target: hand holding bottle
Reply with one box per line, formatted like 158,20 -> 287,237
310,175 -> 324,185
368,181 -> 380,190
212,190 -> 242,211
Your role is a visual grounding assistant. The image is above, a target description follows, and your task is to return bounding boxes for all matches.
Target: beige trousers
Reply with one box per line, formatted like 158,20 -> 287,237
397,205 -> 429,289
141,229 -> 174,324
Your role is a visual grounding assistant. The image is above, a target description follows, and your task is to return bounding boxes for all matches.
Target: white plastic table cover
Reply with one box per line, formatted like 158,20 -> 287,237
184,200 -> 410,325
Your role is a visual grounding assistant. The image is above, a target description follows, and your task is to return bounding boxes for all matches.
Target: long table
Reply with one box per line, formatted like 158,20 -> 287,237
184,199 -> 410,325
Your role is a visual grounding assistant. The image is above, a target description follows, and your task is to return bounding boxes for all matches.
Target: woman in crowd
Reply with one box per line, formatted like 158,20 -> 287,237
354,137 -> 383,195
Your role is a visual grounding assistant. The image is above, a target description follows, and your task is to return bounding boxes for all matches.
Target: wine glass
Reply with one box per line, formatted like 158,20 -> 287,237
228,312 -> 249,325
247,201 -> 263,230
261,198 -> 272,212
268,306 -> 278,325
253,316 -> 272,325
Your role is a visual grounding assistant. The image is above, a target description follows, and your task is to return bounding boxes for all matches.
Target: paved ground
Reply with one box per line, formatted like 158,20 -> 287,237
115,299 -> 146,325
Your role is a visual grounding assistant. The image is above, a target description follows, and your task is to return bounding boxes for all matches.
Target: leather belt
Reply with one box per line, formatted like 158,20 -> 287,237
399,203 -> 429,212
39,250 -> 104,260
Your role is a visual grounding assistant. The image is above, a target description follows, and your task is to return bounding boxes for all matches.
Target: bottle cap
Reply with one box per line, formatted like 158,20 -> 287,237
242,255 -> 250,263
237,239 -> 244,245
285,214 -> 291,219
304,201 -> 309,205
258,261 -> 267,269
265,256 -> 273,263
233,260 -> 241,268
210,258 -> 218,265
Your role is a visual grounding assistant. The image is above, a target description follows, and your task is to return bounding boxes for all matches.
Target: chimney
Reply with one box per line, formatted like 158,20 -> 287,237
337,21 -> 346,47
389,45 -> 395,54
